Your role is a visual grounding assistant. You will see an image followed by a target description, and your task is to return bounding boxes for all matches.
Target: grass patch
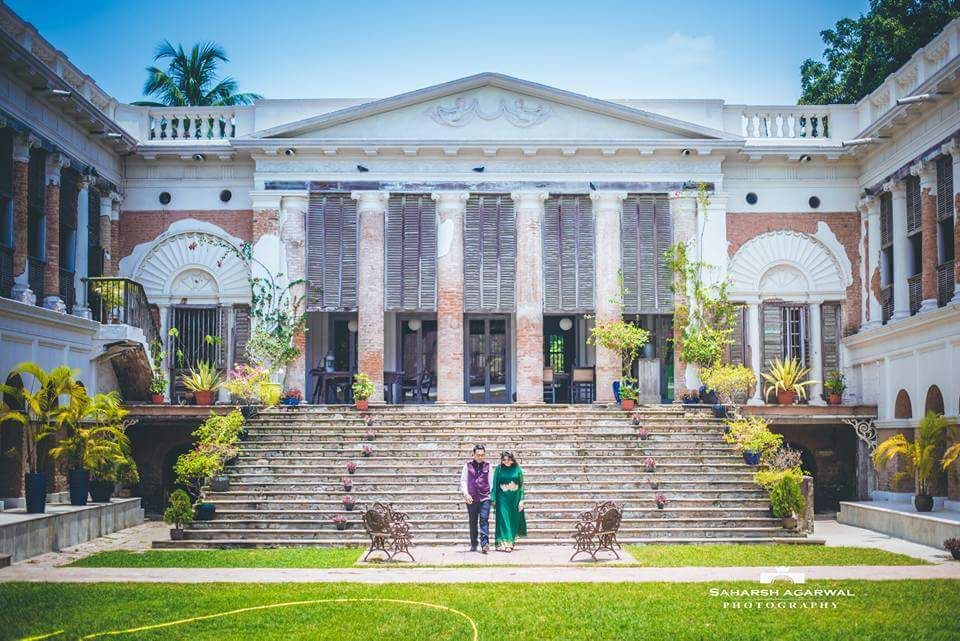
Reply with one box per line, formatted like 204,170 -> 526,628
1,581 -> 959,640
623,544 -> 928,567
70,548 -> 364,568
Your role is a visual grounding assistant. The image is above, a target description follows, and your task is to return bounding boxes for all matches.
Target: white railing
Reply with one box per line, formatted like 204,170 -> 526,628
739,108 -> 832,139
143,107 -> 253,141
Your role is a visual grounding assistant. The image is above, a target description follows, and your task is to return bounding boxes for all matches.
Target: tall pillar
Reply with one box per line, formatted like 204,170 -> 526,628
914,162 -> 938,312
746,300 -> 763,405
352,191 -> 389,403
885,180 -> 910,321
109,193 -> 121,276
281,193 -> 309,392
947,140 -> 960,304
860,196 -> 883,329
511,190 -> 547,404
73,176 -> 92,319
11,133 -> 35,304
807,300 -> 826,405
42,153 -> 67,312
432,191 -> 468,404
99,193 -> 114,276
668,193 -> 697,399
590,190 -> 626,403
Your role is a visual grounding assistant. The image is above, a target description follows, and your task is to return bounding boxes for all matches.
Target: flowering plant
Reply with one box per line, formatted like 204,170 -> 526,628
644,457 -> 657,471
654,493 -> 668,509
342,477 -> 353,490
361,444 -> 373,457
346,461 -> 357,474
282,388 -> 302,401
342,495 -> 356,510
223,364 -> 270,402
637,427 -> 650,441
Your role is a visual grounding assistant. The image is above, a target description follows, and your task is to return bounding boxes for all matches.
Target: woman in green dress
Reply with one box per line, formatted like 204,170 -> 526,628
491,451 -> 527,551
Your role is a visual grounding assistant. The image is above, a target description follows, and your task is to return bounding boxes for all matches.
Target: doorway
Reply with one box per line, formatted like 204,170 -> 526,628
465,316 -> 510,403
168,306 -> 224,403
544,315 -> 577,402
397,316 -> 437,403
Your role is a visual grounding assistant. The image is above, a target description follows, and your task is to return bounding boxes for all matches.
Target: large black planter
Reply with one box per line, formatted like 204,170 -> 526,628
25,472 -> 46,514
89,480 -> 114,503
195,503 -> 216,520
699,386 -> 718,405
914,494 -> 934,512
67,469 -> 90,506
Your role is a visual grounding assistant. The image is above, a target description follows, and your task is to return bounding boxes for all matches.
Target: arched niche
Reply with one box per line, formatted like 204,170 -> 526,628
924,385 -> 944,416
894,389 -> 913,419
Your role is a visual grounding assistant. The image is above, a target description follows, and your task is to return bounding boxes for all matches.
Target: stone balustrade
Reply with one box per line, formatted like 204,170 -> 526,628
739,107 -> 833,139
139,106 -> 255,142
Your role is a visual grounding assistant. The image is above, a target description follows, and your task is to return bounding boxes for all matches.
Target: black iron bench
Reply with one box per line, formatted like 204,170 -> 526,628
362,502 -> 415,562
570,500 -> 623,561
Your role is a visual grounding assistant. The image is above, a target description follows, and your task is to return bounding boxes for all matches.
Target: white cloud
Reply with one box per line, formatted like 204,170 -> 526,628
630,32 -> 717,66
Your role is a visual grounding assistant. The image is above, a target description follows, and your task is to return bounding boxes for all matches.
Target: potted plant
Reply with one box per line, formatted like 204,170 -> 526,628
769,472 -> 805,530
364,428 -> 375,442
824,369 -> 846,405
332,515 -> 349,531
346,461 -> 358,475
223,364 -> 270,408
944,538 -> 960,561
149,374 -> 167,405
342,495 -> 357,511
163,489 -> 194,540
637,427 -> 650,441
342,477 -> 353,491
281,388 -> 302,408
654,493 -> 668,510
873,411 -> 950,512
181,361 -> 223,406
0,363 -> 84,513
587,319 -> 650,408
647,477 -> 660,490
724,416 -> 783,465
680,390 -> 700,405
644,457 -> 657,472
362,444 -> 373,457
761,357 -> 816,405
631,411 -> 642,426
352,373 -> 375,411
700,363 -> 756,407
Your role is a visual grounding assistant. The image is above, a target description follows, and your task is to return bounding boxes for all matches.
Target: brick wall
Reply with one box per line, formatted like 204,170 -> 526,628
117,210 -> 254,264
727,212 -> 862,336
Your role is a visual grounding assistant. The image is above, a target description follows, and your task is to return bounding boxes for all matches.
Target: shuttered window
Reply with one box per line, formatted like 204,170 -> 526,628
821,302 -> 841,374
761,304 -> 782,370
306,193 -> 358,311
729,305 -> 747,366
621,194 -> 673,314
543,195 -> 594,312
87,187 -> 103,278
386,194 -> 437,311
232,304 -> 251,365
464,194 -> 516,312
936,156 -> 953,222
905,175 -> 921,233
880,192 -> 892,247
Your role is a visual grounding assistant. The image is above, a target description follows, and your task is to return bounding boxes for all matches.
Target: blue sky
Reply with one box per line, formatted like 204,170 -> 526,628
11,0 -> 868,104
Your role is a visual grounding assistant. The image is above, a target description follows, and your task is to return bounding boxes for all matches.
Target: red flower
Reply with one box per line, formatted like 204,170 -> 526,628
188,241 -> 198,250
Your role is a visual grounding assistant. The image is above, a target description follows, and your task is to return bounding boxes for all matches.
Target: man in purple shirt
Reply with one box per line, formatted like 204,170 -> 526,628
459,444 -> 494,553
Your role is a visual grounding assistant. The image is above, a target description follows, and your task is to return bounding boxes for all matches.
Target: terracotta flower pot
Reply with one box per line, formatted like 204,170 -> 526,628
355,399 -> 369,411
827,393 -> 842,405
193,390 -> 214,406
777,390 -> 797,405
151,393 -> 165,405
621,399 -> 635,411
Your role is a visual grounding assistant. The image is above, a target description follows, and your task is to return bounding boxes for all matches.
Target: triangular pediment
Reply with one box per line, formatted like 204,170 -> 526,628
251,73 -> 739,142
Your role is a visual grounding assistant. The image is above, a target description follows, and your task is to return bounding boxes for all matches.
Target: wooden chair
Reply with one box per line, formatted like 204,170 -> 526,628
570,500 -> 623,561
571,367 -> 595,404
543,367 -> 557,403
362,502 -> 415,562
401,369 -> 432,403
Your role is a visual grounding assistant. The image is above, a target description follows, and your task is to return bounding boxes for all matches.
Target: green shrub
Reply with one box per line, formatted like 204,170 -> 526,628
193,410 -> 245,447
163,489 -> 194,528
769,473 -> 806,518
701,364 -> 756,404
723,416 -> 782,454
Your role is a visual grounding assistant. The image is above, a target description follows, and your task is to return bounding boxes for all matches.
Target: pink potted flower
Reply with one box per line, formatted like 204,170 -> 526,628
655,493 -> 668,510
346,461 -> 358,475
644,457 -> 657,472
341,477 -> 353,491
365,416 -> 375,427
647,477 -> 660,490
637,427 -> 650,441
631,411 -> 642,426
331,515 -> 349,531
364,429 -> 375,441
362,444 -> 373,457
342,495 -> 357,511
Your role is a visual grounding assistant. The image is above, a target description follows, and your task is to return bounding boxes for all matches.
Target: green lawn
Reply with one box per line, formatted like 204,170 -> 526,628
68,544 -> 927,569
623,544 -> 928,567
2,581 -> 959,640
70,548 -> 364,569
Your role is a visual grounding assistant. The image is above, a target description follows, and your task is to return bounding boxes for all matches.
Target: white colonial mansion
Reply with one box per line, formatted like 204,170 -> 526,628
0,2 -> 957,511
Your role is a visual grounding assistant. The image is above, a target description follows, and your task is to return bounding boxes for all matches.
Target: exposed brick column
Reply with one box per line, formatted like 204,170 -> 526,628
352,191 -> 389,403
281,193 -> 309,393
99,194 -> 114,276
914,162 -> 938,312
948,140 -> 960,304
859,196 -> 883,329
511,191 -> 547,404
42,153 -> 67,312
10,134 -> 35,303
432,191 -> 468,404
668,193 -> 697,400
590,191 -> 626,403
109,194 -> 121,276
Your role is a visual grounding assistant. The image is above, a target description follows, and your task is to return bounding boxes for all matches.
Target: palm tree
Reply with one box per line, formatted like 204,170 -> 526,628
132,40 -> 261,107
873,412 -> 949,496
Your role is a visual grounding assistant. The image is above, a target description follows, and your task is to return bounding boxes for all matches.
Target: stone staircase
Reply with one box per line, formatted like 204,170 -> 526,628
156,404 -> 808,548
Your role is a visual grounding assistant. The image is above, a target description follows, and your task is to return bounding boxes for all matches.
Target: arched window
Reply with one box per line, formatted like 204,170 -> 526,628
894,389 -> 913,419
924,385 -> 944,415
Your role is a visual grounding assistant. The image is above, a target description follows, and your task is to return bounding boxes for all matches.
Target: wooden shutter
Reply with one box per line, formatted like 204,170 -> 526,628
729,305 -> 747,366
464,194 -> 516,312
937,156 -> 953,222
232,304 -> 251,365
543,195 -> 594,312
906,175 -> 921,233
215,306 -> 229,369
622,194 -> 673,314
385,194 -> 436,311
306,193 -> 357,311
761,304 -> 782,371
880,192 -> 892,246
821,302 -> 841,373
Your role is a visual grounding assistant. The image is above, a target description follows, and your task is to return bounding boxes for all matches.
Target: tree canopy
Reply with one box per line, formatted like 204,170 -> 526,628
800,0 -> 960,105
132,40 -> 262,107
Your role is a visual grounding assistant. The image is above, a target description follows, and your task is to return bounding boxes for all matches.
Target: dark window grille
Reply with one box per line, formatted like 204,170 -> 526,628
938,261 -> 954,308
780,305 -> 807,365
905,175 -> 921,234
908,274 -> 922,315
880,192 -> 892,247
27,148 -> 45,262
936,156 -> 953,222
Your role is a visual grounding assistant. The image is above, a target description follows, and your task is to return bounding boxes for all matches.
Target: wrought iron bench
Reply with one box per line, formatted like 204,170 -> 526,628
570,500 -> 623,561
362,502 -> 415,562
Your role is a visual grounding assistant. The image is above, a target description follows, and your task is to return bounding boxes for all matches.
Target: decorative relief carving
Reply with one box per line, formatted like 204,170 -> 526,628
843,418 -> 877,452
426,95 -> 552,128
759,265 -> 807,293
171,269 -> 218,296
730,230 -> 847,297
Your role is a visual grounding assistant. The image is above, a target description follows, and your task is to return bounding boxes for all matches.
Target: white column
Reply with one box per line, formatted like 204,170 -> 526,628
590,190 -> 626,403
697,193 -> 729,287
73,177 -> 91,319
807,300 -> 826,405
432,191 -> 469,404
281,193 -> 309,392
885,180 -> 911,321
860,196 -> 882,329
668,193 -> 697,398
746,299 -> 763,405
511,190 -> 547,404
